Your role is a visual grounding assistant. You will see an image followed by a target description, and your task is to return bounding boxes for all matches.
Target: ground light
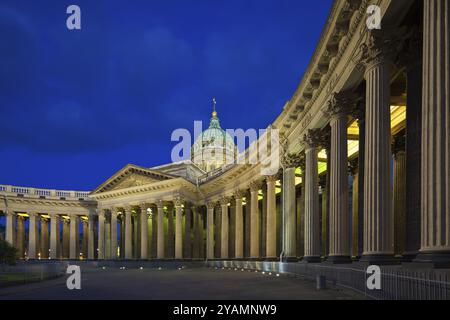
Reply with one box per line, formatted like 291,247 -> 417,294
139,267 -> 143,270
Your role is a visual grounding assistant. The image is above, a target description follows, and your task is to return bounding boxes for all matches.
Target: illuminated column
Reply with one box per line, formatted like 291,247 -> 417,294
250,181 -> 261,259
206,202 -> 215,259
266,175 -> 278,259
349,159 -> 359,258
28,212 -> 38,259
303,129 -> 321,262
156,200 -> 165,259
282,154 -> 298,261
234,191 -> 244,259
220,197 -> 229,259
16,216 -> 25,258
50,213 -> 59,259
98,210 -> 105,260
88,210 -> 95,260
325,92 -> 351,263
70,214 -> 79,259
175,198 -> 183,259
139,204 -> 148,260
167,204 -> 175,258
62,219 -> 70,258
5,211 -> 15,246
192,205 -> 200,259
82,219 -> 88,259
124,206 -> 133,259
110,208 -> 117,259
184,204 -> 191,258
416,0 -> 450,266
360,30 -> 396,263
41,217 -> 49,259
392,135 -> 406,256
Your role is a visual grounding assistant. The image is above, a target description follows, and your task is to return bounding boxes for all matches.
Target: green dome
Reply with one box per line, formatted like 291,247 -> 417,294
191,109 -> 236,172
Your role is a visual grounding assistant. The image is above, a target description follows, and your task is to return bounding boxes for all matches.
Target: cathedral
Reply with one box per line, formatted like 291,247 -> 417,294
1,0 -> 449,299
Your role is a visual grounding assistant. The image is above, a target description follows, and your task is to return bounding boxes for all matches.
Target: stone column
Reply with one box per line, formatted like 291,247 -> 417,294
16,216 -> 25,258
282,154 -> 298,261
104,215 -> 111,259
349,159 -> 359,258
266,175 -> 277,259
360,30 -> 397,263
403,27 -> 422,260
50,214 -> 59,259
416,0 -> 450,266
392,135 -> 406,256
88,210 -> 95,260
41,217 -> 49,259
175,198 -> 183,259
303,129 -> 321,262
167,204 -> 175,258
69,214 -> 79,259
62,219 -> 69,258
82,219 -> 88,259
220,197 -> 229,259
28,213 -> 38,259
156,200 -> 165,259
325,92 -> 351,263
184,204 -> 191,258
110,208 -> 117,259
206,202 -> 215,259
192,205 -> 200,259
5,211 -> 15,246
250,181 -> 261,259
140,204 -> 149,260
98,210 -> 105,260
234,191 -> 244,259
124,206 -> 133,259
352,99 -> 365,259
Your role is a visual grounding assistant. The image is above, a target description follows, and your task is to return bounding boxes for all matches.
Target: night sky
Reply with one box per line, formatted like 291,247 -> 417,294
0,0 -> 333,191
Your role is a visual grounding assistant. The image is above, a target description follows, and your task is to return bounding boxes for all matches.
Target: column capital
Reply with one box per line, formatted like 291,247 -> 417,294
173,197 -> 184,208
281,152 -> 301,168
392,133 -> 406,156
5,211 -> 16,217
249,180 -> 262,193
398,25 -> 422,69
219,197 -> 230,206
324,91 -> 357,119
233,189 -> 246,200
348,157 -> 359,176
27,212 -> 38,218
206,201 -> 216,210
139,202 -> 150,211
156,200 -> 164,209
358,27 -> 406,71
266,175 -> 278,183
303,128 -> 323,149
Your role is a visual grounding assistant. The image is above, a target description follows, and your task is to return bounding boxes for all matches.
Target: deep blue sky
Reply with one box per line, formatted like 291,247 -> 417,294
0,0 -> 333,191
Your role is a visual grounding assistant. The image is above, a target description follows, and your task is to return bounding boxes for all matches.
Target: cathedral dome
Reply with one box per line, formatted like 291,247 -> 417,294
191,102 -> 236,172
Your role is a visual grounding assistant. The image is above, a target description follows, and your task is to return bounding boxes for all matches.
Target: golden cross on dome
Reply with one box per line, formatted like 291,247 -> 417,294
212,97 -> 217,117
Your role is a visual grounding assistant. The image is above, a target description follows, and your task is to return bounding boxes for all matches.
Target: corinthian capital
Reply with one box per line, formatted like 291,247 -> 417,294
219,197 -> 230,206
303,128 -> 323,149
357,27 -> 407,70
249,181 -> 262,192
281,152 -> 301,168
324,91 -> 357,118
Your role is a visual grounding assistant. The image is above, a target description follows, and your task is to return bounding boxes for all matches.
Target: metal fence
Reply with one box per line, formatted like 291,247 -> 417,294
0,261 -> 68,288
206,260 -> 450,300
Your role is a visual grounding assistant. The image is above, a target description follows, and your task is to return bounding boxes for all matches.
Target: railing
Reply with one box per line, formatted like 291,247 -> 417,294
0,184 -> 93,200
206,260 -> 450,300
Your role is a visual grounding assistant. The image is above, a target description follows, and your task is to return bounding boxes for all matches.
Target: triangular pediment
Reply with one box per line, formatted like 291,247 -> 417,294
91,164 -> 175,194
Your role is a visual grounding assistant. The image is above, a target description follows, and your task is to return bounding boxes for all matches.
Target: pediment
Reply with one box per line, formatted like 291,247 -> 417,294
91,164 -> 175,194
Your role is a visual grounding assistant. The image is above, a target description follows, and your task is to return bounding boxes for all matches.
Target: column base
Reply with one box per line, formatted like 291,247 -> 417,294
359,254 -> 397,265
325,255 -> 352,264
413,251 -> 450,268
282,257 -> 298,262
301,256 -> 321,263
264,257 -> 279,262
400,251 -> 418,262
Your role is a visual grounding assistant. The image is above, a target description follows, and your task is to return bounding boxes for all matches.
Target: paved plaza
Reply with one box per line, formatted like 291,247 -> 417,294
0,267 -> 363,300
